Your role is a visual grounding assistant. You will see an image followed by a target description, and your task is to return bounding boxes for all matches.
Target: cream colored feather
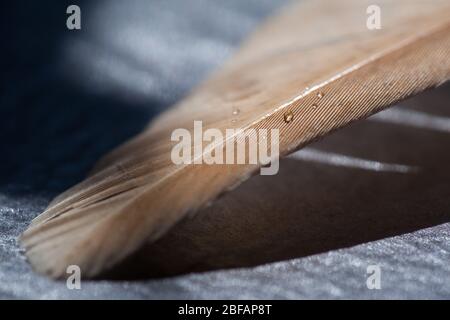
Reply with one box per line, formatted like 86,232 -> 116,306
21,0 -> 450,278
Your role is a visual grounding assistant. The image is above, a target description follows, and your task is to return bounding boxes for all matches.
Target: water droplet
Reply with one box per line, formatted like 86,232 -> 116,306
317,92 -> 324,99
232,108 -> 240,116
312,104 -> 318,110
231,119 -> 237,123
283,111 -> 294,123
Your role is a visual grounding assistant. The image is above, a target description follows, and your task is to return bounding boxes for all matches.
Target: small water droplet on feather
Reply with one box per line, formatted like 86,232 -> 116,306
283,111 -> 294,123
